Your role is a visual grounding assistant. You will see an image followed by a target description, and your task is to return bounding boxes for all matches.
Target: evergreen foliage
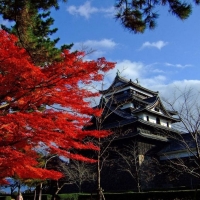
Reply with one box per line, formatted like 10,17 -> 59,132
0,0 -> 69,65
115,0 -> 199,33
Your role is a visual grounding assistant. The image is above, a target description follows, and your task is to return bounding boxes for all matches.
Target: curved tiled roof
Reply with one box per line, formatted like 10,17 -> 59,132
99,74 -> 158,96
104,94 -> 180,123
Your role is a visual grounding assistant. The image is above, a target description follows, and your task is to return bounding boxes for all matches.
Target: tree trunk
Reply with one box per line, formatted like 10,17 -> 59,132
38,183 -> 43,200
34,189 -> 36,200
97,154 -> 102,200
136,168 -> 141,192
17,183 -> 21,195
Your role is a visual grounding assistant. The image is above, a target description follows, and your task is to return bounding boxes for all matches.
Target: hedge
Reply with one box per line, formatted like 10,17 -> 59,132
0,196 -> 11,200
57,190 -> 200,200
56,193 -> 79,200
7,190 -> 200,200
22,194 -> 52,200
98,190 -> 199,200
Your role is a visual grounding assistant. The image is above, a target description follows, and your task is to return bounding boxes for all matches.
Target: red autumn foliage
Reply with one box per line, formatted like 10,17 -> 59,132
0,30 -> 115,184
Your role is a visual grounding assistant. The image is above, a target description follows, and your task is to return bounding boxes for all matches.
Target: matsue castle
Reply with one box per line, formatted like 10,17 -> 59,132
98,73 -> 180,140
85,73 -> 198,191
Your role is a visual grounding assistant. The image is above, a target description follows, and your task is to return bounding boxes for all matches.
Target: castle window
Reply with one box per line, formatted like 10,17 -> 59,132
155,107 -> 160,112
156,117 -> 160,124
146,116 -> 149,121
167,122 -> 169,127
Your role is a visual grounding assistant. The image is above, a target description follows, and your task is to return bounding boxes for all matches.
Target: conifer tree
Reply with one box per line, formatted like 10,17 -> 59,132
1,0 -> 200,36
0,0 -> 69,65
115,0 -> 200,33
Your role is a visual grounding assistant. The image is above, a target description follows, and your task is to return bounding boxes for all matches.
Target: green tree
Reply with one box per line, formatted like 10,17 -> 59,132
1,0 -> 199,39
115,0 -> 199,33
0,0 -> 71,65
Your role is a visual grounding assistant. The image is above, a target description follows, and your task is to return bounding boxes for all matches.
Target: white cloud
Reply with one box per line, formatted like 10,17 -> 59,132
88,59 -> 200,107
83,39 -> 117,49
92,60 -> 144,90
72,39 -> 117,58
66,1 -> 114,19
140,40 -> 168,50
151,69 -> 165,73
165,62 -> 192,68
67,1 -> 98,19
115,60 -> 143,79
74,39 -> 117,50
151,80 -> 200,112
103,60 -> 148,89
99,6 -> 115,17
104,60 -> 199,101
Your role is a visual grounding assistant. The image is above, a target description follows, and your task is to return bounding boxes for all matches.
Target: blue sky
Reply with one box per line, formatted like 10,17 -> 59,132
49,0 -> 200,100
0,0 -> 200,99
0,1 -> 199,193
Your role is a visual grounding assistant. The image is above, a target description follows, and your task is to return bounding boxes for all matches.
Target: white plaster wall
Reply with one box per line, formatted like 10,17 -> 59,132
138,113 -> 171,128
138,113 -> 156,123
160,119 -> 172,128
121,103 -> 134,109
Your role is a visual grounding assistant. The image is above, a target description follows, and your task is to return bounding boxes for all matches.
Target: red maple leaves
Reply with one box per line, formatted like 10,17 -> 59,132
0,30 -> 115,183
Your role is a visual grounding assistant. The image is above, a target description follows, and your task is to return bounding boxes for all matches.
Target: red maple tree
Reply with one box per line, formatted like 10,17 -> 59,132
0,30 -> 115,184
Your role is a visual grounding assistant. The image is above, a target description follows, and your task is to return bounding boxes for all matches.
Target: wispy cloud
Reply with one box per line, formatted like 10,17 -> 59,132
73,39 -> 117,58
111,61 -> 200,102
165,62 -> 192,69
140,40 -> 168,50
90,59 -> 200,105
153,79 -> 200,102
66,1 -> 114,19
81,39 -> 117,49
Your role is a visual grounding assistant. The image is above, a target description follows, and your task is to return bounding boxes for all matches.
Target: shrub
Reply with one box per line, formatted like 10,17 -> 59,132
0,196 -> 12,200
57,193 -> 79,200
22,194 -> 52,200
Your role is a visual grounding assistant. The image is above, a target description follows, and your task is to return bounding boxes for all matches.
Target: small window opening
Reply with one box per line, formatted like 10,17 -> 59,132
156,117 -> 160,124
146,116 -> 149,121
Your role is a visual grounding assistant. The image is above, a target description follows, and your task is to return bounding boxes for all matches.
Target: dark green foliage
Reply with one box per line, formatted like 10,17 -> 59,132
14,191 -> 200,200
0,196 -> 11,200
22,194 -> 52,200
56,194 -> 79,200
102,190 -> 200,200
115,0 -> 199,33
0,0 -> 68,65
53,190 -> 200,200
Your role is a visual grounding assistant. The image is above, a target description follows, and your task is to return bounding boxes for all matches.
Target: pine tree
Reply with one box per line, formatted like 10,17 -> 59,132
0,0 -> 69,65
115,0 -> 199,33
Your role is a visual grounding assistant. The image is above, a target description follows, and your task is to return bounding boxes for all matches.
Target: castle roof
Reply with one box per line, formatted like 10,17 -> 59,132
99,74 -> 159,96
87,74 -> 180,142
102,90 -> 179,123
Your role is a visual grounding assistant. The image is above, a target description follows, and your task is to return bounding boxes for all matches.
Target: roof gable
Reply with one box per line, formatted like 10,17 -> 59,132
99,74 -> 158,96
